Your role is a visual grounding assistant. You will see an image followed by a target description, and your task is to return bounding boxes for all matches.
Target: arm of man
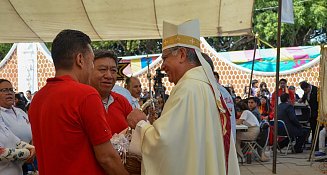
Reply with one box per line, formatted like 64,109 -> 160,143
236,119 -> 244,125
94,141 -> 129,175
16,141 -> 35,163
81,93 -> 129,175
287,105 -> 302,128
127,109 -> 147,129
0,147 -> 31,161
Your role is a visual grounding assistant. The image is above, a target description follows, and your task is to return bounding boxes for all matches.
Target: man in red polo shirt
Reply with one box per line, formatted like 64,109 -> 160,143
90,50 -> 132,134
271,78 -> 295,111
28,30 -> 128,175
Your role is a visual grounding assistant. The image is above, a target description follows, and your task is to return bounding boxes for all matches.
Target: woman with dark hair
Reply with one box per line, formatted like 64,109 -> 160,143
235,101 -> 260,160
258,82 -> 271,99
259,95 -> 272,120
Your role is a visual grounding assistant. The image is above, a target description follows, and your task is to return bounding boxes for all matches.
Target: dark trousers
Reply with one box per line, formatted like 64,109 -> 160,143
278,128 -> 310,151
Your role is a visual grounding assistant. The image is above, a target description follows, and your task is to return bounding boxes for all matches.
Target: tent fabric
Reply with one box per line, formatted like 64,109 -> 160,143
0,0 -> 254,43
214,45 -> 321,76
119,42 -> 321,77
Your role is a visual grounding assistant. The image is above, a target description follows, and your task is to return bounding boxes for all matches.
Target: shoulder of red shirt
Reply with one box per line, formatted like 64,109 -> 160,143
110,91 -> 133,112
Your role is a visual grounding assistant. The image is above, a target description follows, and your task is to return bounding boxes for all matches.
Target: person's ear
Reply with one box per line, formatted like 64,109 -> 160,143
178,48 -> 187,63
75,53 -> 84,68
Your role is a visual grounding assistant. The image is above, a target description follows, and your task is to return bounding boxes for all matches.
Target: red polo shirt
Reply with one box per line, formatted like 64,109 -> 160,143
107,92 -> 133,134
29,75 -> 112,175
271,88 -> 295,110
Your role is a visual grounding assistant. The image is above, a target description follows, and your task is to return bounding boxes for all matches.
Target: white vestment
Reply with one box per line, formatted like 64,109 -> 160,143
139,67 -> 227,175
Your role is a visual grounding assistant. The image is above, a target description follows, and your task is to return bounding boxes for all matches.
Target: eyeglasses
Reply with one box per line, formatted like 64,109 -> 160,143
162,47 -> 181,59
0,88 -> 15,93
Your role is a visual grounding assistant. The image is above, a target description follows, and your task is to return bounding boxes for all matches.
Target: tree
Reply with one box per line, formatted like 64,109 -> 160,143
207,0 -> 327,51
91,39 -> 162,57
0,43 -> 13,61
0,0 -> 326,60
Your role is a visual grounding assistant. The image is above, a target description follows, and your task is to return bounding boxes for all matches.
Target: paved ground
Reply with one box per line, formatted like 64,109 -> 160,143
239,149 -> 327,175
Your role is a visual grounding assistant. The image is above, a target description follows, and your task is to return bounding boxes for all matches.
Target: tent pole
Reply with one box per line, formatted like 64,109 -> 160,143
309,121 -> 321,162
248,34 -> 258,98
273,0 -> 282,173
309,45 -> 327,163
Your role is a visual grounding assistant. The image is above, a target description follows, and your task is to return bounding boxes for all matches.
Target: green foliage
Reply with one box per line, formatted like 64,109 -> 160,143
208,0 -> 327,51
253,0 -> 327,46
91,40 -> 162,56
43,40 -> 162,57
0,43 -> 13,61
1,0 -> 326,58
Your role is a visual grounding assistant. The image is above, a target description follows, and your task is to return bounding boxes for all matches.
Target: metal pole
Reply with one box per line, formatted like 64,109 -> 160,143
146,55 -> 152,99
309,120 -> 321,162
273,0 -> 282,173
248,34 -> 258,98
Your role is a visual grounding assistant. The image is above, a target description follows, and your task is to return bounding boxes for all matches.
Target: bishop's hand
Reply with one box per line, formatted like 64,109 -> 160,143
127,109 -> 147,129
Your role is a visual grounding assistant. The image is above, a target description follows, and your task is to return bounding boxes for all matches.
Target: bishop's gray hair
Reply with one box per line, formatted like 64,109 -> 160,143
169,46 -> 200,66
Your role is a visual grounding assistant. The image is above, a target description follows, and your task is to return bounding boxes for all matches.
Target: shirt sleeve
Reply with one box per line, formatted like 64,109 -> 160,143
287,105 -> 302,128
80,94 -> 112,146
0,147 -> 30,162
289,90 -> 295,105
240,111 -> 249,121
123,97 -> 133,117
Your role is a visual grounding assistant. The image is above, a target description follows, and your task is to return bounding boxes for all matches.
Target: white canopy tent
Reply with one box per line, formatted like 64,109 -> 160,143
0,0 -> 254,43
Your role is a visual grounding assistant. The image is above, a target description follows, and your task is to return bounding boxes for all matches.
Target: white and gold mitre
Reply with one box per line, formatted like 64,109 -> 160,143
161,19 -> 226,113
162,19 -> 201,51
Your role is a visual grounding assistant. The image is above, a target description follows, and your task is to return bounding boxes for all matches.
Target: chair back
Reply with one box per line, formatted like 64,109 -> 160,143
269,120 -> 291,138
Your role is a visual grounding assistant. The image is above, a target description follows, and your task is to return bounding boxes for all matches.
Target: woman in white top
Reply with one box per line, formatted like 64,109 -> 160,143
235,101 -> 260,159
0,117 -> 35,175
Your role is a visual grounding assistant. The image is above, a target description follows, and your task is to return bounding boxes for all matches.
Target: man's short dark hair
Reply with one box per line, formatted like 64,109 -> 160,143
279,78 -> 287,84
125,77 -> 132,87
248,97 -> 258,104
236,101 -> 249,111
0,79 -> 11,84
280,93 -> 289,103
51,29 -> 91,70
251,79 -> 258,86
94,49 -> 118,66
26,90 -> 31,94
125,76 -> 138,87
300,81 -> 310,90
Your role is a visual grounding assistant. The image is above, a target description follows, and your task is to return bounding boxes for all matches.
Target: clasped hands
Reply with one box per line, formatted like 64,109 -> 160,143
26,147 -> 36,163
127,109 -> 147,129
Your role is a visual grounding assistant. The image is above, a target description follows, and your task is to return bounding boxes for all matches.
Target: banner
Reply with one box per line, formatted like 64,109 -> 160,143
216,46 -> 320,75
17,43 -> 38,93
281,0 -> 294,24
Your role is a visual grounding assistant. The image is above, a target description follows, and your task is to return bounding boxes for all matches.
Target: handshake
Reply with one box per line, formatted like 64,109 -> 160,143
126,109 -> 148,129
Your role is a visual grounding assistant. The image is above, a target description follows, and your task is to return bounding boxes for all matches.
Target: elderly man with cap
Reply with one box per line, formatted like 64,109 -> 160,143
127,20 -> 239,175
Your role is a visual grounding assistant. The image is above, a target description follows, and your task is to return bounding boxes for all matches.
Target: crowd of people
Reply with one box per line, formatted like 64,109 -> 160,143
0,19 -> 322,175
229,78 -> 318,160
